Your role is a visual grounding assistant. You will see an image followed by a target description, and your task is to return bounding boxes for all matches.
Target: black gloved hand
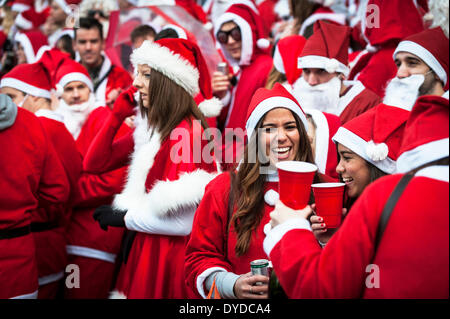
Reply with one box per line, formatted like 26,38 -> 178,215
93,205 -> 126,231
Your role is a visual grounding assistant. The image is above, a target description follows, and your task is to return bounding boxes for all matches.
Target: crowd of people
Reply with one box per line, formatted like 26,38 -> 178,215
0,0 -> 448,299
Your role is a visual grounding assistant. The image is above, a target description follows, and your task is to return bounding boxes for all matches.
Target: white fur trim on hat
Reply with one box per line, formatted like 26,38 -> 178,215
59,72 -> 94,92
54,0 -> 73,15
198,97 -> 224,118
14,12 -> 33,30
394,40 -> 447,86
332,127 -> 397,174
131,40 -> 200,96
304,108 -> 329,174
396,138 -> 449,173
15,32 -> 36,63
0,77 -> 51,99
214,12 -> 253,66
246,96 -> 308,140
298,55 -> 350,77
273,45 -> 285,74
162,24 -> 188,40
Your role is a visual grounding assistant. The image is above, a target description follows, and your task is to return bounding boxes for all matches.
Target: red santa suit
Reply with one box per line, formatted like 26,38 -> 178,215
0,105 -> 69,299
348,0 -> 424,97
83,39 -> 220,298
264,95 -> 449,298
185,83 -> 314,298
50,60 -> 130,298
34,110 -> 82,299
213,3 -> 273,167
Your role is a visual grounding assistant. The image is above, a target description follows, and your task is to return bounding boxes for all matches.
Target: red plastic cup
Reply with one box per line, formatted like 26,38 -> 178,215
311,183 -> 345,228
276,161 -> 318,210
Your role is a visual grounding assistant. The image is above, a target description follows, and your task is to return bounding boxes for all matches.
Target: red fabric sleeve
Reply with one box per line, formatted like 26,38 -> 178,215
83,112 -> 134,173
184,173 -> 233,297
269,175 -> 400,298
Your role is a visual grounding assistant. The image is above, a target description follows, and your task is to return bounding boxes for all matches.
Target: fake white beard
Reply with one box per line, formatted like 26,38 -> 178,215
56,94 -> 97,139
292,76 -> 342,114
383,74 -> 425,111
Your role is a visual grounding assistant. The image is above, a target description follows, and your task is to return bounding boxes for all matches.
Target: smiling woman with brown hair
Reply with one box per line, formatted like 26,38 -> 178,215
185,83 -> 327,299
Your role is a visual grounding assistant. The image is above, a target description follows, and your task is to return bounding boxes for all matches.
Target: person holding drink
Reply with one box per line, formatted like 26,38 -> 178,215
264,95 -> 449,298
185,83 -> 329,299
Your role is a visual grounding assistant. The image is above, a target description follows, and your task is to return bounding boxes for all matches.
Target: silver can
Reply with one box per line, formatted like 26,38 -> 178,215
217,62 -> 229,75
251,259 -> 270,286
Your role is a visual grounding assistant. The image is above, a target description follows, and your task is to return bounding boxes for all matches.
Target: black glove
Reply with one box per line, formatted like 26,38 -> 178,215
93,205 -> 126,231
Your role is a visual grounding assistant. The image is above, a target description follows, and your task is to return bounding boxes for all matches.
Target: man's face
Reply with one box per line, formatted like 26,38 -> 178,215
395,52 -> 440,96
74,28 -> 104,68
302,68 -> 338,86
61,81 -> 91,105
48,1 -> 67,25
0,86 -> 25,105
218,21 -> 242,61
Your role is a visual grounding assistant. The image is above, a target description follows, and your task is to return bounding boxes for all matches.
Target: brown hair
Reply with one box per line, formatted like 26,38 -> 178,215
139,69 -> 209,142
230,110 -> 316,257
265,66 -> 287,89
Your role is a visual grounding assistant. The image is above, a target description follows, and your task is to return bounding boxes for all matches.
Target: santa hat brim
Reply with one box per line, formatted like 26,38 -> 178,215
332,127 -> 397,174
15,32 -> 36,63
59,72 -> 94,92
304,108 -> 329,174
131,41 -> 199,96
396,137 -> 449,173
246,96 -> 308,140
298,55 -> 350,77
0,77 -> 51,99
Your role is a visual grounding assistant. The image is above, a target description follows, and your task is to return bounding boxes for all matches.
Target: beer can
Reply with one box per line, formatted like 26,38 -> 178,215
217,62 -> 229,75
251,259 -> 270,277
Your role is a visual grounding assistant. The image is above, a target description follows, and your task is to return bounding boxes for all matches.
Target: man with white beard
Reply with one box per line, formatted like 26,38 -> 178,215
384,26 -> 449,109
292,21 -> 381,124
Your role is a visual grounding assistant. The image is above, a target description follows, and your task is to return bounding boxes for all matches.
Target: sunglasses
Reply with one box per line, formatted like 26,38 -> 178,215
217,27 -> 242,44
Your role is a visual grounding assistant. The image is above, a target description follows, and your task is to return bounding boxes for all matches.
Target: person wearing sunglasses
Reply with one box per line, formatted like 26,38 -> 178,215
212,3 -> 273,170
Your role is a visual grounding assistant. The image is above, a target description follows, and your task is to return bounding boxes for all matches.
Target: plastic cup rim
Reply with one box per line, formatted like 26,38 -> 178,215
276,161 -> 318,173
311,182 -> 345,188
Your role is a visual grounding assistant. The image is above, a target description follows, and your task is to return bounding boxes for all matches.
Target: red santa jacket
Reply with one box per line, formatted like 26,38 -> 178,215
66,106 -> 130,264
264,166 -> 449,298
34,112 -> 82,283
83,112 -> 219,298
338,81 -> 381,124
0,108 -> 69,299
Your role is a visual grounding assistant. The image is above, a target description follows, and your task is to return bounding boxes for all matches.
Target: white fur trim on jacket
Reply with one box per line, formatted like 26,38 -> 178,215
198,97 -> 224,117
263,218 -> 312,257
396,138 -> 449,173
130,40 -> 200,96
109,290 -> 127,299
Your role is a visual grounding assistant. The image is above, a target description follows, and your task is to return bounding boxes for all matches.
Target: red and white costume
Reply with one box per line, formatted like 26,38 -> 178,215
0,107 -> 69,299
348,0 -> 424,97
14,30 -> 49,64
296,20 -> 381,124
213,3 -> 273,166
83,39 -> 220,298
264,95 -> 449,298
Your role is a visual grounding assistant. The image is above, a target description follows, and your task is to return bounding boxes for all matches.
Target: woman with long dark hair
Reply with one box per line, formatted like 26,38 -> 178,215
185,83 -> 330,299
83,38 -> 219,298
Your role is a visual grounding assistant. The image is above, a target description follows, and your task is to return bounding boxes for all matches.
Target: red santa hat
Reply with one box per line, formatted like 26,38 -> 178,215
273,35 -> 307,85
394,27 -> 449,90
214,3 -> 270,66
14,7 -> 49,31
14,30 -> 49,63
0,62 -> 52,99
54,59 -> 94,94
299,4 -> 347,37
245,82 -> 308,140
298,20 -> 351,77
130,38 -> 223,117
332,103 -> 411,174
362,0 -> 424,48
396,95 -> 449,173
53,0 -> 82,15
304,108 -> 340,179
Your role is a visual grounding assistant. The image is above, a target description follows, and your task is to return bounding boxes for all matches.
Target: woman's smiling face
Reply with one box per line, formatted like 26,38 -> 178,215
336,143 -> 371,199
261,108 -> 300,166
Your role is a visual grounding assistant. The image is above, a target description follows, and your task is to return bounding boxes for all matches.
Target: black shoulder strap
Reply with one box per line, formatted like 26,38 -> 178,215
374,172 -> 415,251
94,65 -> 115,93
